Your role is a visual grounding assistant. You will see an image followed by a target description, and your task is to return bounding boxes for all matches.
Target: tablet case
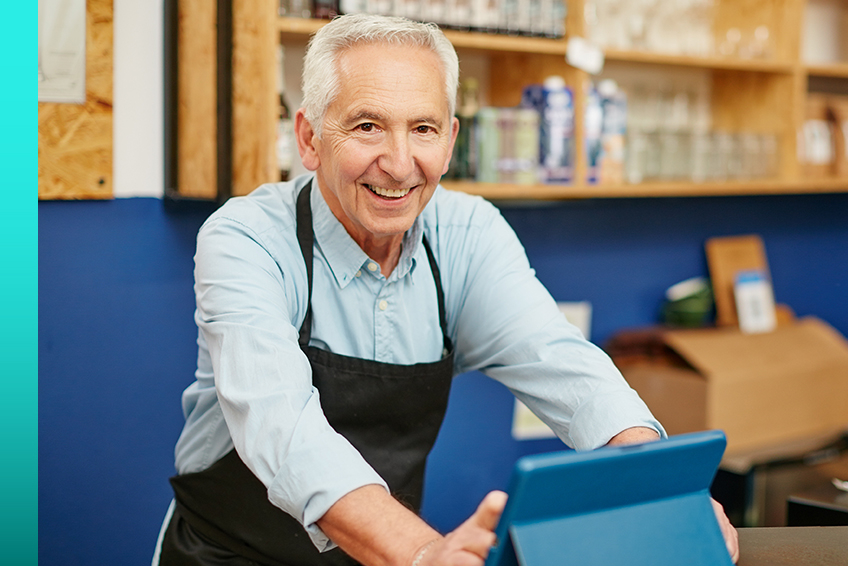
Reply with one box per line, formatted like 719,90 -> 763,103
485,430 -> 732,566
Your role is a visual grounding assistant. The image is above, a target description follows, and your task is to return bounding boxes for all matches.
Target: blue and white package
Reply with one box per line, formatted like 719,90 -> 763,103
585,85 -> 603,184
538,76 -> 574,184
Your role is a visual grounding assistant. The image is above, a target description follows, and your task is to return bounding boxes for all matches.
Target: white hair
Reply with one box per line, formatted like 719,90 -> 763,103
301,13 -> 459,138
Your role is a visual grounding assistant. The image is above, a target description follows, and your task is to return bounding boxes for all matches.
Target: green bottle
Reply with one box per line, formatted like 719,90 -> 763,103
449,77 -> 480,180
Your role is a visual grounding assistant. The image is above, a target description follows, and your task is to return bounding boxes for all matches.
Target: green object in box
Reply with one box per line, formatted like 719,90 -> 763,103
662,276 -> 713,327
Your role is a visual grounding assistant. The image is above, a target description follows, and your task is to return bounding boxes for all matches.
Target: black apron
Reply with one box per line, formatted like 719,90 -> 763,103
160,184 -> 455,566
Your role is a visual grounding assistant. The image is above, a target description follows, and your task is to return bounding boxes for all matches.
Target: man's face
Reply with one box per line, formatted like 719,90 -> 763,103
298,42 -> 458,249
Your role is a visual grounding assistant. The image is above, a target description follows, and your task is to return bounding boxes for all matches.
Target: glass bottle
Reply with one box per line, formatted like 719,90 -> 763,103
449,77 -> 481,180
275,46 -> 294,182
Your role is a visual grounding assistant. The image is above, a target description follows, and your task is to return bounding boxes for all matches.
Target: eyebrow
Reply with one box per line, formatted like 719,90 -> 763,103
345,110 -> 385,125
344,109 -> 445,129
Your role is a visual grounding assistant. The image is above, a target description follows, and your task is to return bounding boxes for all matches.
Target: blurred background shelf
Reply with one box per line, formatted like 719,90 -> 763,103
443,177 -> 848,201
806,62 -> 848,79
171,0 -> 848,201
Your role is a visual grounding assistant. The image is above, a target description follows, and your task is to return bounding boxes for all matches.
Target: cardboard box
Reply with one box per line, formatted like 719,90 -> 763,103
607,317 -> 848,454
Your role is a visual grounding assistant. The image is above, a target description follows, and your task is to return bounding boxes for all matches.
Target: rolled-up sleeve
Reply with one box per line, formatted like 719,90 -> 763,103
195,213 -> 387,550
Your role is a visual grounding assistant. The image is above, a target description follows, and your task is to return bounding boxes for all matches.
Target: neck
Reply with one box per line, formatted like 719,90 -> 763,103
360,235 -> 403,278
314,175 -> 407,278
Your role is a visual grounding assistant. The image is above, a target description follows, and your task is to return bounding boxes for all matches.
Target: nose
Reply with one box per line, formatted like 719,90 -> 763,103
377,131 -> 415,182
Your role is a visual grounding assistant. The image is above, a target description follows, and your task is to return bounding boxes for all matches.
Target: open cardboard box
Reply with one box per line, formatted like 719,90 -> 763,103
607,316 -> 848,455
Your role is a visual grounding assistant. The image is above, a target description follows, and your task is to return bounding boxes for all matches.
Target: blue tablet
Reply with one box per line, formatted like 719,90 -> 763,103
485,430 -> 732,566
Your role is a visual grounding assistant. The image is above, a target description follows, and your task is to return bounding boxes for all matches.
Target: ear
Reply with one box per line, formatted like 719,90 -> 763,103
442,116 -> 460,176
295,108 -> 321,172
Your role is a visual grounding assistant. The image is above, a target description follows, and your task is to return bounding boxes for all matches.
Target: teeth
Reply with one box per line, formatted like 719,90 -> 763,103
368,185 -> 411,198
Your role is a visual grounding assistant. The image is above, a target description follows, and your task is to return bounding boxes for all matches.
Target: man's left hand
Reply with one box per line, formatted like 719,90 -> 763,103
711,498 -> 739,563
607,427 -> 739,563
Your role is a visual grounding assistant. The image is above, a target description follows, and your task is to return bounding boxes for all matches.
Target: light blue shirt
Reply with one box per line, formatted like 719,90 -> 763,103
174,174 -> 663,550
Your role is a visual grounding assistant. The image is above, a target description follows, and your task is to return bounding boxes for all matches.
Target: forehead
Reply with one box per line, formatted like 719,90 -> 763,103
331,42 -> 449,120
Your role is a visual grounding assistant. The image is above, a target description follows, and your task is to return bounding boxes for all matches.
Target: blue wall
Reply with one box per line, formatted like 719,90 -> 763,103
38,193 -> 848,565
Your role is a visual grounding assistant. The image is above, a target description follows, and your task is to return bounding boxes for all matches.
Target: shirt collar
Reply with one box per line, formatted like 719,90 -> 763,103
310,180 -> 423,288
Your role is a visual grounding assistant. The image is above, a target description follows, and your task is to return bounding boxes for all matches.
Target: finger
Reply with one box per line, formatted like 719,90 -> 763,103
469,490 -> 508,533
447,491 -> 508,559
711,498 -> 739,563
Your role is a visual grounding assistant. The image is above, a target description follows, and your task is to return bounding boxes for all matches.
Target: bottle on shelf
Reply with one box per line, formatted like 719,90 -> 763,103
513,108 -> 540,185
275,45 -> 295,183
312,0 -> 340,19
448,77 -> 481,180
338,0 -> 366,15
596,79 -> 627,185
585,84 -> 603,184
329,0 -> 566,37
279,0 -> 312,19
475,107 -> 500,183
533,76 -> 574,184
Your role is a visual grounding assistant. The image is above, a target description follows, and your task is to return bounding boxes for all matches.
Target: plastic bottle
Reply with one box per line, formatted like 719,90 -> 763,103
538,76 -> 574,184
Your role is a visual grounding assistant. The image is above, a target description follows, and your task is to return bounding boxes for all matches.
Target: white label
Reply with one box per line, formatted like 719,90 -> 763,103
566,36 -> 605,75
39,0 -> 87,103
734,271 -> 777,334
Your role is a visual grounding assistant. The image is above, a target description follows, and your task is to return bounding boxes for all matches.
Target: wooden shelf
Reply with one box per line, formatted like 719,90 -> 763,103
442,178 -> 848,200
805,62 -> 848,79
278,18 -> 797,70
278,15 -> 324,37
443,30 -> 567,55
280,17 -> 569,54
604,49 -> 796,74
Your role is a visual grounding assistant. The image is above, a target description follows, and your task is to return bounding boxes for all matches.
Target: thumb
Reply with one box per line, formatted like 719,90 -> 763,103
470,490 -> 508,532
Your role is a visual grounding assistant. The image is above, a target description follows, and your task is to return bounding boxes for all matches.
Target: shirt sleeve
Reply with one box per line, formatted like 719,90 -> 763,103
444,199 -> 665,450
194,212 -> 388,551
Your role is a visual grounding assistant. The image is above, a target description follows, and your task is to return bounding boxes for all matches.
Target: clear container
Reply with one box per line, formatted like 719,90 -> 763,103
644,131 -> 662,180
739,133 -> 762,178
659,132 -> 681,179
726,134 -> 743,179
711,132 -> 733,181
690,132 -> 712,182
761,134 -> 779,178
625,130 -> 649,184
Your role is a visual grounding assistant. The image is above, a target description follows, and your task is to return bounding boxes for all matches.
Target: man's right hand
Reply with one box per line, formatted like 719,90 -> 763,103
419,490 -> 508,566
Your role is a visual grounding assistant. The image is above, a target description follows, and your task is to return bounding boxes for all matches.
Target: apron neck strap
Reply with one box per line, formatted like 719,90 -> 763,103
296,181 -> 452,353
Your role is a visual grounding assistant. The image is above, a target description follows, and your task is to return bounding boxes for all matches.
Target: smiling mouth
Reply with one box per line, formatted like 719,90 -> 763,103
366,184 -> 412,199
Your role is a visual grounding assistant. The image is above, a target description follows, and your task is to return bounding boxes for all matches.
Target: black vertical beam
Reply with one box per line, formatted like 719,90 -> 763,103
216,0 -> 233,204
163,0 -> 232,211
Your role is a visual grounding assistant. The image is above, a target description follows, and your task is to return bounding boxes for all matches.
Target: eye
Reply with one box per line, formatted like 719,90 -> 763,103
415,124 -> 436,135
356,123 -> 377,133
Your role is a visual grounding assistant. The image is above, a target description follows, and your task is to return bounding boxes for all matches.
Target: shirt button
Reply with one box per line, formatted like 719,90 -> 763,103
367,262 -> 378,272
355,270 -> 361,278
379,300 -> 388,311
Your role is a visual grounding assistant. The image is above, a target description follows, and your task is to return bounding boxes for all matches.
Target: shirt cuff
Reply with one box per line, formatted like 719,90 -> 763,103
568,389 -> 667,450
265,427 -> 390,551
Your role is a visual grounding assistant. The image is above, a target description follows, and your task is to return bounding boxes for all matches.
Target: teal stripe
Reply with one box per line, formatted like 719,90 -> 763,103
3,3 -> 38,564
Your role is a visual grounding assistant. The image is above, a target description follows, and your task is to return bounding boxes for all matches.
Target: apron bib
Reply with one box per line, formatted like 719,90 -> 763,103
160,184 -> 454,566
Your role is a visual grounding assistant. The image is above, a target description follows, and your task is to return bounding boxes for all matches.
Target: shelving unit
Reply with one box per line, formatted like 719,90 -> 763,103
806,62 -> 848,79
173,0 -> 848,201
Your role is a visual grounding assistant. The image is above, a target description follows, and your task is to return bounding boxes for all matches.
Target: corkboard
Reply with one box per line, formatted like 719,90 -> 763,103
38,0 -> 113,200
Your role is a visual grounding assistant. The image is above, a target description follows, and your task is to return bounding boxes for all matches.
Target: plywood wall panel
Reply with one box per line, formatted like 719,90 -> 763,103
38,0 -> 113,200
232,0 -> 278,197
176,0 -> 218,199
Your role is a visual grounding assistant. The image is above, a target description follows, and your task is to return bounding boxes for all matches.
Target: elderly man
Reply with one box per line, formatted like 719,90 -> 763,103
155,13 -> 737,566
